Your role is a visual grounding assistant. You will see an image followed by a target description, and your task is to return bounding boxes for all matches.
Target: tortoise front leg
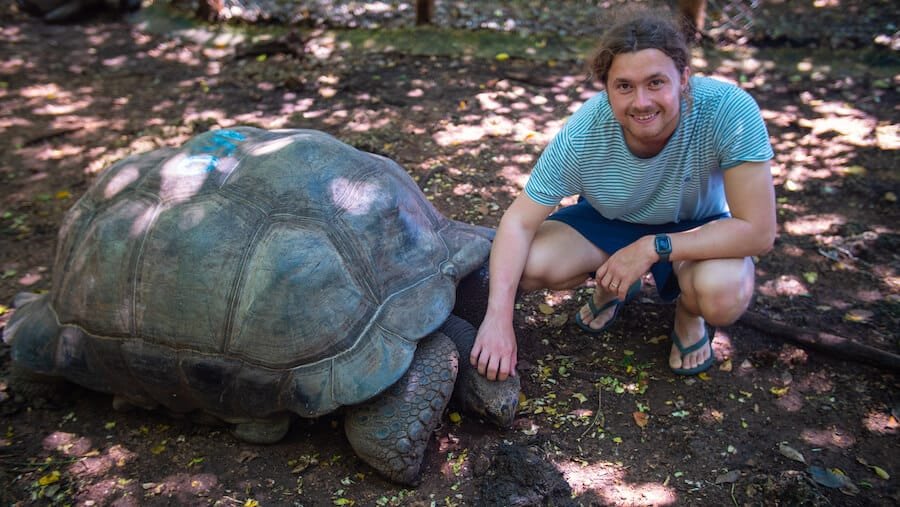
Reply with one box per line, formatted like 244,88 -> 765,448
344,332 -> 458,485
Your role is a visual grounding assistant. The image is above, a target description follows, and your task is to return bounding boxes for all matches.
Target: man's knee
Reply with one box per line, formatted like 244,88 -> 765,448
684,259 -> 754,325
519,252 -> 556,291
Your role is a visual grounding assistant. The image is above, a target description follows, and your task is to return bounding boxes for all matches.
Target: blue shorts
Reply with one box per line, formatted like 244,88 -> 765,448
547,199 -> 729,302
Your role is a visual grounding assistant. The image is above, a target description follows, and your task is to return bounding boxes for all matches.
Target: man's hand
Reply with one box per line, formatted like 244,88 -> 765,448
470,314 -> 518,381
595,236 -> 656,300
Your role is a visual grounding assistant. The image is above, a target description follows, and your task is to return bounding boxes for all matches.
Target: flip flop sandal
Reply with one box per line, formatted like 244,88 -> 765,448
575,279 -> 642,335
670,325 -> 717,376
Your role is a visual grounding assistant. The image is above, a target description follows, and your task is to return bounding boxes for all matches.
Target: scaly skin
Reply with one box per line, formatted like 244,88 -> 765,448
344,332 -> 458,485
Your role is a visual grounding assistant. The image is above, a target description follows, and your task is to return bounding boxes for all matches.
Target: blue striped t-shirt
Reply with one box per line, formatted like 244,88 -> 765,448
525,76 -> 773,224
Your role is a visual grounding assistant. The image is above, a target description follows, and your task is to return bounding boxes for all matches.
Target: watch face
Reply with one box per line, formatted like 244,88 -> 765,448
656,235 -> 672,253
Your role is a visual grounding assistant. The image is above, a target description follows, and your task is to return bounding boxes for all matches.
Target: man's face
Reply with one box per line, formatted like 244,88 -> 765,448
606,48 -> 689,158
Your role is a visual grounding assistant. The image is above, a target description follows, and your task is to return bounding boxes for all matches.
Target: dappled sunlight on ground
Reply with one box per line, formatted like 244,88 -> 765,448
758,274 -> 811,298
862,410 -> 899,435
801,426 -> 857,449
557,459 -> 678,505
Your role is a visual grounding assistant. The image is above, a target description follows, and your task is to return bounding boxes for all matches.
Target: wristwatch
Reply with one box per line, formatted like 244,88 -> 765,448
654,234 -> 672,263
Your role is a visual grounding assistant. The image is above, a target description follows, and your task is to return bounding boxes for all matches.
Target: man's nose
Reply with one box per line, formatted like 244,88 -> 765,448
634,87 -> 652,107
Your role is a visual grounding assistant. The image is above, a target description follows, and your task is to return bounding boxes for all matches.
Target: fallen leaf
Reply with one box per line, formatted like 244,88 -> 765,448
495,53 -> 510,61
549,314 -> 568,328
778,442 -> 806,463
807,466 -> 844,489
448,412 -> 462,424
632,411 -> 649,428
715,469 -> 741,484
572,393 -> 588,403
843,309 -> 873,323
719,358 -> 733,372
809,466 -> 857,495
538,303 -> 554,315
857,457 -> 890,479
38,470 -> 61,486
186,456 -> 205,467
698,372 -> 711,381
18,272 -> 42,286
770,386 -> 790,397
647,334 -> 668,345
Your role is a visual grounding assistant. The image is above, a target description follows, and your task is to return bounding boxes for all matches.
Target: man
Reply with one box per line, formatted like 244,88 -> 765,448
470,6 -> 776,381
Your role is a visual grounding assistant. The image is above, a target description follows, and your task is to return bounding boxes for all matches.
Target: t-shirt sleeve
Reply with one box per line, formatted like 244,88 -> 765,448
712,87 -> 774,169
524,103 -> 596,206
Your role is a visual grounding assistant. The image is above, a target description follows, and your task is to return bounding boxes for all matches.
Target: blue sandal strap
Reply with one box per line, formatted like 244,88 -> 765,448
585,294 -> 620,318
673,329 -> 709,355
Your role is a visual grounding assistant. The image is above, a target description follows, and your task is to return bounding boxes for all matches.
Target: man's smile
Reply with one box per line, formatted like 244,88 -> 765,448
630,111 -> 660,123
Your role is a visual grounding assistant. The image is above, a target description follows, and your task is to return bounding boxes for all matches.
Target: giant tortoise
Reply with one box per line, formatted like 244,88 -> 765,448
3,127 -> 520,485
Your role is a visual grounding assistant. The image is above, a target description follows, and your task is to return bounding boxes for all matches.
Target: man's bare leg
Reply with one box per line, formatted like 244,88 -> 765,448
670,257 -> 755,370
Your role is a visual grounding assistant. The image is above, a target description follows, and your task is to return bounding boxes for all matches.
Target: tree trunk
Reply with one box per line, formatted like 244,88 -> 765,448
416,0 -> 434,25
197,0 -> 224,21
677,0 -> 707,39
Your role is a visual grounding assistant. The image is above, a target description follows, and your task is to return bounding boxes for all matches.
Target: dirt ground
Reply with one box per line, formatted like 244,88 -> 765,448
1,1 -> 898,506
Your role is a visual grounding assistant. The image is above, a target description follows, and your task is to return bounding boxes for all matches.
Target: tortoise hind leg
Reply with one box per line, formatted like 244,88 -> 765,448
344,332 -> 458,485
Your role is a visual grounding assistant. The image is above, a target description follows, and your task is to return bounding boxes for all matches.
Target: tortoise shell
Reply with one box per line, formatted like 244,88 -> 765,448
8,127 -> 491,420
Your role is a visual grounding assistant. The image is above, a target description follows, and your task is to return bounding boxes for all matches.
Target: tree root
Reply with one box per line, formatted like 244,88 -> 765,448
738,310 -> 900,372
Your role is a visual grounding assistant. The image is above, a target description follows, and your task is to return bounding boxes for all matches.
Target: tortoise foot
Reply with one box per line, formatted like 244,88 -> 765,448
231,414 -> 292,444
111,394 -> 158,412
344,332 -> 458,485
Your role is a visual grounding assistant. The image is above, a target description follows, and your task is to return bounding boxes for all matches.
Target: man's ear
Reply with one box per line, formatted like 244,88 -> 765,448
680,67 -> 691,92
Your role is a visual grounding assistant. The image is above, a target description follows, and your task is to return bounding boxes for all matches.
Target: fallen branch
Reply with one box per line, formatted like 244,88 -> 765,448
23,126 -> 82,147
233,31 -> 308,60
738,311 -> 900,372
416,164 -> 445,192
580,385 -> 604,438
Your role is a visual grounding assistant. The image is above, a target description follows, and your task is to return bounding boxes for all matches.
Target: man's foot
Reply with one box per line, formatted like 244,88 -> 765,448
669,313 -> 715,374
575,279 -> 642,334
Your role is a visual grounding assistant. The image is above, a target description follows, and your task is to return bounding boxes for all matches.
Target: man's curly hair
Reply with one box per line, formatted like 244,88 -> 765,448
586,5 -> 693,104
